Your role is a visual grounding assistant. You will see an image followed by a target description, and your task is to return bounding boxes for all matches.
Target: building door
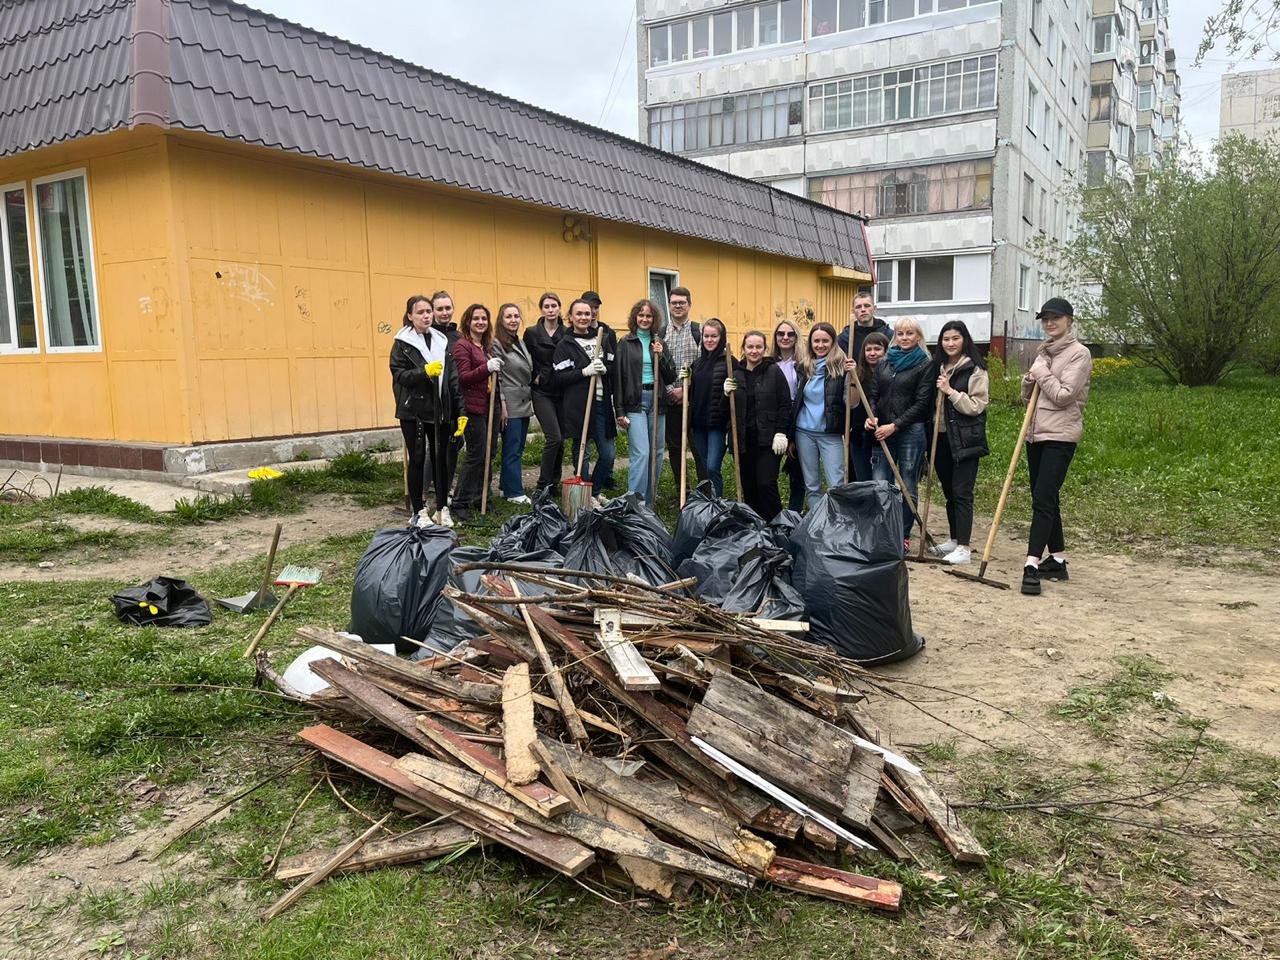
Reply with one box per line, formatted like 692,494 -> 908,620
649,269 -> 678,325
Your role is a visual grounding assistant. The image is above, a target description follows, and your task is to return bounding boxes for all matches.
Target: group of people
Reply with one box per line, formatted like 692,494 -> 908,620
389,286 -> 1091,595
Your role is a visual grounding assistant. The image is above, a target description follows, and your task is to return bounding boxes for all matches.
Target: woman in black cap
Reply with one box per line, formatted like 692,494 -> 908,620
1020,298 -> 1093,596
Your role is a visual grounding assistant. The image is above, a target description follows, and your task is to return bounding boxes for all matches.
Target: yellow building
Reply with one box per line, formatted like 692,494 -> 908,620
0,0 -> 871,473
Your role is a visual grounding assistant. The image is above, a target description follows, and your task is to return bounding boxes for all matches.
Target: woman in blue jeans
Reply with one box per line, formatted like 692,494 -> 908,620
494,303 -> 534,504
792,322 -> 848,509
687,318 -> 733,497
866,318 -> 936,549
614,299 -> 676,504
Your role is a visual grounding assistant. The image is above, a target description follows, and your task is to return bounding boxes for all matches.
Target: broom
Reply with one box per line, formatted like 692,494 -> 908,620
243,564 -> 323,658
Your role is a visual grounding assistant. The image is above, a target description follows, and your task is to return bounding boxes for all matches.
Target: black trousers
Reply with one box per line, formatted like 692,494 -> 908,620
452,408 -> 500,509
665,397 -> 707,488
784,450 -> 805,512
531,389 -> 564,491
1026,440 -> 1077,558
933,439 -> 980,545
741,435 -> 783,522
400,418 -> 449,514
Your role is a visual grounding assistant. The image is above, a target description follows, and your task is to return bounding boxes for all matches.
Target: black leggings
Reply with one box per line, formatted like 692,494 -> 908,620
933,439 -> 980,545
400,418 -> 448,514
531,389 -> 564,490
741,434 -> 783,522
453,407 -> 500,509
1026,440 -> 1077,558
666,399 -> 707,487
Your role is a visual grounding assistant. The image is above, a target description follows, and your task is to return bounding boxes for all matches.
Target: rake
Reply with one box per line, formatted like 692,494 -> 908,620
243,563 -> 323,657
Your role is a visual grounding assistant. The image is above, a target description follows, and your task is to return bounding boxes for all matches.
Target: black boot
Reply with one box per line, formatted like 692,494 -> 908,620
1038,557 -> 1069,581
1021,564 -> 1042,596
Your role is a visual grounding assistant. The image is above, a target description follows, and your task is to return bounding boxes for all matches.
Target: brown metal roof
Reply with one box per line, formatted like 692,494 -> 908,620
0,0 -> 871,272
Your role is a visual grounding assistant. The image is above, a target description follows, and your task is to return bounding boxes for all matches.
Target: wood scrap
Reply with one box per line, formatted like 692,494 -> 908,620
500,664 -> 539,785
262,813 -> 390,921
593,608 -> 661,691
275,823 -> 477,880
766,857 -> 901,912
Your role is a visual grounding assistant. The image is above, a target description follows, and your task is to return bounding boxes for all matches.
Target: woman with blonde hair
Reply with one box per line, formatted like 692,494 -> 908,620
792,322 -> 848,508
866,317 -> 936,549
770,318 -> 805,512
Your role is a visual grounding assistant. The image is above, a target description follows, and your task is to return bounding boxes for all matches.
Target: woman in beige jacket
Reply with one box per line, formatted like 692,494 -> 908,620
930,321 -> 990,566
1020,298 -> 1093,596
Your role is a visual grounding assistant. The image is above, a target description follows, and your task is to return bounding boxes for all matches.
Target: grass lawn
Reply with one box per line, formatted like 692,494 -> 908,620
1,365 -> 1277,958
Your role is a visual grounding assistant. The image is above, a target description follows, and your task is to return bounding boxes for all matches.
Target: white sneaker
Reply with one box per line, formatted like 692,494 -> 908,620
411,510 -> 430,529
943,545 -> 971,565
436,507 -> 454,528
931,539 -> 957,557
506,495 -> 532,505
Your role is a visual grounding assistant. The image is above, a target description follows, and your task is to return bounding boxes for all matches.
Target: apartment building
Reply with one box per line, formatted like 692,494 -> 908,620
636,0 -> 1180,358
1219,66 -> 1280,142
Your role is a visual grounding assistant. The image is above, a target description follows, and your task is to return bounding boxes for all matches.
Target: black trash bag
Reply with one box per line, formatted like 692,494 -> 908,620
349,524 -> 457,655
488,489 -> 569,559
720,544 -> 807,621
792,481 -> 923,664
562,493 -> 676,586
111,577 -> 212,628
768,509 -> 804,554
678,523 -> 773,604
672,481 -> 764,566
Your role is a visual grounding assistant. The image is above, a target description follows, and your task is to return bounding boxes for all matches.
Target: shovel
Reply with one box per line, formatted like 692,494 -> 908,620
562,328 -> 604,521
243,564 -> 323,657
948,382 -> 1040,590
217,523 -> 283,613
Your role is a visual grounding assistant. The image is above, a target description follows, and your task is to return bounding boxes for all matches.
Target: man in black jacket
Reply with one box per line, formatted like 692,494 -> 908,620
838,292 -> 893,358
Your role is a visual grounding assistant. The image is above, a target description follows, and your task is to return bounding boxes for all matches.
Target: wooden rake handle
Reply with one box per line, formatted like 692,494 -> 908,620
975,382 -> 1040,578
481,369 -> 499,515
243,583 -> 300,658
575,329 -> 605,479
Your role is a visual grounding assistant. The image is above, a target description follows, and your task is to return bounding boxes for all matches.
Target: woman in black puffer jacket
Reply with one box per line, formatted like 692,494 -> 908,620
729,330 -> 792,521
866,318 -> 936,548
687,318 -> 733,497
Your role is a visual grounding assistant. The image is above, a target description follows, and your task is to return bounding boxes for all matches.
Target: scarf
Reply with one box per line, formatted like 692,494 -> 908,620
888,344 -> 928,372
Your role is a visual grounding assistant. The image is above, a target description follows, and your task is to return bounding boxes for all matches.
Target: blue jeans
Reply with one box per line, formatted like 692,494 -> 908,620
795,428 -> 844,509
500,416 -> 529,498
570,405 -> 616,497
690,425 -> 728,497
872,421 -> 927,539
626,390 -> 665,505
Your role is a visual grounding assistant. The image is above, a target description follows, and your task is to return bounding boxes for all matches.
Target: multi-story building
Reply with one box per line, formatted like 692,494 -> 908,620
636,0 -> 1179,359
1220,67 -> 1280,142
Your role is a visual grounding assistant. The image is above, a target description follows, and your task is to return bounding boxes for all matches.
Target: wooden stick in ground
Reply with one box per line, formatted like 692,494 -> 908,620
481,369 -> 498,515
916,389 -> 946,560
649,339 -> 661,502
679,367 -> 691,507
843,372 -> 853,483
949,382 -> 1040,587
243,584 -> 299,659
848,366 -> 938,551
509,579 -> 589,745
725,341 -> 744,500
261,813 -> 391,922
257,522 -> 282,604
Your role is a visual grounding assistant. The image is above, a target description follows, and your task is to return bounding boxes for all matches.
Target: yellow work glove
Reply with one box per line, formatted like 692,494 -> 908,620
453,415 -> 469,438
424,360 -> 443,378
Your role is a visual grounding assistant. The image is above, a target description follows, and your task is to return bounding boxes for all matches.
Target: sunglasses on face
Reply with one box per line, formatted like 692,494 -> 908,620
776,331 -> 795,338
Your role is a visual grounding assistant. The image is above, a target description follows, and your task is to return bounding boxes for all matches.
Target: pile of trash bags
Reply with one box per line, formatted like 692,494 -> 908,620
347,481 -> 922,667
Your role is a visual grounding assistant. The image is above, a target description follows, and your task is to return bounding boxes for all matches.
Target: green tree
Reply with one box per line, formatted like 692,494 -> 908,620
1043,136 -> 1280,386
1196,1 -> 1280,64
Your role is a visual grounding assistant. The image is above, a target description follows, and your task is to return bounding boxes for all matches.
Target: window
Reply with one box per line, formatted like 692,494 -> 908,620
808,158 -> 994,217
1060,42 -> 1069,83
1116,122 -> 1134,160
1,184 -> 38,351
1141,0 -> 1156,19
1039,187 -> 1048,233
1089,82 -> 1114,121
810,0 -> 997,37
713,12 -> 732,55
1092,16 -> 1116,55
648,270 -> 678,325
692,15 -> 710,58
807,54 -> 996,133
1018,264 -> 1031,310
1046,18 -> 1057,60
34,171 -> 99,350
649,1 -> 801,67
914,256 -> 954,301
875,259 -> 894,302
1043,103 -> 1052,148
1137,128 -> 1153,154
1068,133 -> 1076,170
1027,82 -> 1040,133
1031,0 -> 1044,40
1138,82 -> 1154,110
781,0 -> 802,41
671,21 -> 688,61
1022,173 -> 1035,223
870,256 -> 958,303
648,87 -> 804,151
1086,149 -> 1112,185
759,2 -> 779,44
737,6 -> 756,48
1140,40 -> 1154,66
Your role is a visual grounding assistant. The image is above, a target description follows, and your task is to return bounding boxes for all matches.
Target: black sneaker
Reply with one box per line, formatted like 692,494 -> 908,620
451,505 -> 474,522
1039,557 -> 1069,581
1021,564 -> 1041,596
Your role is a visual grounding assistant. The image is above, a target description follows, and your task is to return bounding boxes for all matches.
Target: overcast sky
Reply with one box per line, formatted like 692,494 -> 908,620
249,0 -> 1275,151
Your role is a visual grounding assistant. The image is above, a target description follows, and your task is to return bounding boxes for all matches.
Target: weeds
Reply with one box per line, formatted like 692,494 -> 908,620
1052,655 -> 1177,735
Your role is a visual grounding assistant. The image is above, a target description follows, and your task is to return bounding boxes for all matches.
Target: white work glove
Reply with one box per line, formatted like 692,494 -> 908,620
722,377 -> 738,396
486,357 -> 504,372
679,366 -> 690,381
771,433 -> 787,456
584,358 -> 607,376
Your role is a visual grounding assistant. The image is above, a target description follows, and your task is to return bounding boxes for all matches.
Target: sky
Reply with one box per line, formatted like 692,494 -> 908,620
247,0 -> 1276,151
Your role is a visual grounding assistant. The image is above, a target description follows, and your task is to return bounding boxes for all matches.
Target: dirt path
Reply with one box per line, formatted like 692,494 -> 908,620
0,497 -> 407,583
873,525 -> 1280,756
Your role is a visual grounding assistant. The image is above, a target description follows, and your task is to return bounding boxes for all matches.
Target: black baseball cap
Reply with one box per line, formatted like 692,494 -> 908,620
1036,297 -> 1074,319
581,290 -> 602,306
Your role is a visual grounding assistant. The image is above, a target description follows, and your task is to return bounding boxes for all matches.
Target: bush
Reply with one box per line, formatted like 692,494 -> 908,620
327,450 -> 380,481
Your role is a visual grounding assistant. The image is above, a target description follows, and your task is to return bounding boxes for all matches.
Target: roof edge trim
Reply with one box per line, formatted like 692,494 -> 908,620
130,0 -> 172,127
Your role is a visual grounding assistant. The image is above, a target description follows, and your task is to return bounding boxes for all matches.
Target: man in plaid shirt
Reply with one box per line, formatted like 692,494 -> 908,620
663,286 -> 707,485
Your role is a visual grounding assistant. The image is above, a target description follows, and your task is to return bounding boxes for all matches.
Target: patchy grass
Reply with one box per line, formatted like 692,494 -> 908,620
0,520 -> 136,563
1052,655 -> 1178,736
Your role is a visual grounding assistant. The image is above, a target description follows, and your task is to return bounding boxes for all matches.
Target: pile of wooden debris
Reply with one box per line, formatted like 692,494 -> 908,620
259,561 -> 985,916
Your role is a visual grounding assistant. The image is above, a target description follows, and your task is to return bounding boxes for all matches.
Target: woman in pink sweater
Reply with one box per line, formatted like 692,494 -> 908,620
1020,298 -> 1093,596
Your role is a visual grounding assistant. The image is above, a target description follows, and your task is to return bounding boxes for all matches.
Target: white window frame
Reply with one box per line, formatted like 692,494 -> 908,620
648,267 -> 680,324
1027,82 -> 1040,134
1018,264 -> 1031,310
0,180 -> 40,355
32,168 -> 103,354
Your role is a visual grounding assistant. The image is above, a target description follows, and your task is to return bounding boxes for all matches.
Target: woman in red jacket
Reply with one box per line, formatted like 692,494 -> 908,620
450,304 -> 503,521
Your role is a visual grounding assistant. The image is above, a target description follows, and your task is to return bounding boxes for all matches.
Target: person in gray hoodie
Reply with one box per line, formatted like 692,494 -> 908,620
1020,298 -> 1093,596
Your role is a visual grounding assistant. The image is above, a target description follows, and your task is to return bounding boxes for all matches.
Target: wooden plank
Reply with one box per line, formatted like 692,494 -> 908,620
509,581 -> 590,744
749,806 -> 803,840
802,819 -> 838,851
747,618 -> 810,633
263,814 -> 391,921
881,773 -> 927,823
500,664 -> 539,785
593,608 -> 661,691
766,856 -> 901,912
394,754 -> 754,889
841,748 -> 885,831
298,627 -> 501,704
583,794 -> 676,899
310,658 -> 450,757
345,669 -> 496,732
528,741 -> 591,814
275,824 -> 477,880
542,738 -> 775,874
867,815 -> 912,861
894,769 -> 988,865
297,725 -> 594,877
689,672 -> 855,808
